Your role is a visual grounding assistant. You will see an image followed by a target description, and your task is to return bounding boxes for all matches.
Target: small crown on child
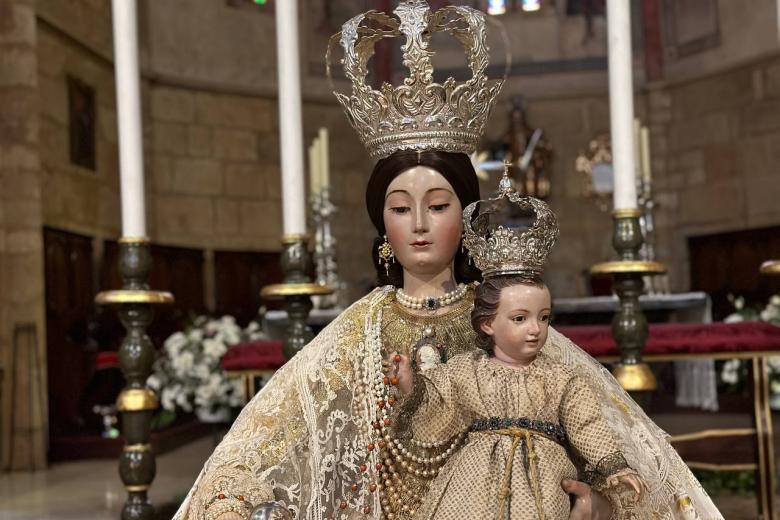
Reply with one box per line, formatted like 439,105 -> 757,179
462,162 -> 558,278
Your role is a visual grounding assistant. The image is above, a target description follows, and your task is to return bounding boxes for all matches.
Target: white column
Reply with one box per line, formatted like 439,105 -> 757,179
275,0 -> 307,235
607,0 -> 638,210
111,0 -> 147,237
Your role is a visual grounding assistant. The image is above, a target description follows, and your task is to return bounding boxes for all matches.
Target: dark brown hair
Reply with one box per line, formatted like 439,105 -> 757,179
471,274 -> 549,354
366,150 -> 482,287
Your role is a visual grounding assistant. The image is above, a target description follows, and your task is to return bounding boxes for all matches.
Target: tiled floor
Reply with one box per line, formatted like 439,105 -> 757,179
0,433 -> 772,520
0,435 -> 215,520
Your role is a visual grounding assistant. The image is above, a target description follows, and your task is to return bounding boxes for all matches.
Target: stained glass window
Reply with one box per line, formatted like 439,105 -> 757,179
487,0 -> 507,15
522,0 -> 541,11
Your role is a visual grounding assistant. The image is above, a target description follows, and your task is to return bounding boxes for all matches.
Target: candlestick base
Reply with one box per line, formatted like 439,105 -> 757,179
591,210 -> 665,392
262,235 -> 333,360
612,363 -> 657,392
95,238 -> 173,520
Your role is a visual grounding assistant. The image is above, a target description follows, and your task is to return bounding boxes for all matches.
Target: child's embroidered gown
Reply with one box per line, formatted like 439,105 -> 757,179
402,350 -> 636,520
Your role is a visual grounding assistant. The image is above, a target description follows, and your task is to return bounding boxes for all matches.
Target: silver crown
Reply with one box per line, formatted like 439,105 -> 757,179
462,165 -> 558,278
327,0 -> 506,161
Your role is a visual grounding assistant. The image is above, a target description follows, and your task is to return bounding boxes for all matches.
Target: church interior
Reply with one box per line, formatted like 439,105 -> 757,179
2,0 -> 780,519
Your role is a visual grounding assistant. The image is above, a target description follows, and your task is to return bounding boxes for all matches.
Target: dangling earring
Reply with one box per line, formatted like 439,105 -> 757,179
460,233 -> 465,254
378,235 -> 395,275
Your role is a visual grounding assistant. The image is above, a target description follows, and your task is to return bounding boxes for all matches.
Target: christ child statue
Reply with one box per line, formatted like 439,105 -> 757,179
387,275 -> 645,519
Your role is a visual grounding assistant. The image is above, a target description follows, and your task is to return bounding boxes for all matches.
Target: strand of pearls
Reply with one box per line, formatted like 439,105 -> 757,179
396,283 -> 467,312
351,300 -> 465,519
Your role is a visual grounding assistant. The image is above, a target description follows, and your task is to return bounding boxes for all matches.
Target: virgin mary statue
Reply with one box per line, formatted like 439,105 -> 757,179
174,2 -> 722,519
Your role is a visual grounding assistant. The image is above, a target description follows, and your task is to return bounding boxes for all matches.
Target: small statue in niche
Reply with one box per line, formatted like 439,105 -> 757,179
503,96 -> 553,200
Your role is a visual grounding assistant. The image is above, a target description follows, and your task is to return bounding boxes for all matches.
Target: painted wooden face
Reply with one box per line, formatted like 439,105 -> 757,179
481,283 -> 552,366
383,166 -> 463,278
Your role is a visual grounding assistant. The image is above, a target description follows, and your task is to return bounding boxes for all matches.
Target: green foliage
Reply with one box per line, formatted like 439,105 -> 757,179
692,469 -> 756,496
150,409 -> 177,431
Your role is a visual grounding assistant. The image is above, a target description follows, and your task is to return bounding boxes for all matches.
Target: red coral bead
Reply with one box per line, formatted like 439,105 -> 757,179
383,376 -> 390,385
384,418 -> 392,426
375,463 -> 383,470
351,484 -> 359,492
378,440 -> 386,448
218,494 -> 225,500
359,463 -> 367,472
369,484 -> 377,492
367,443 -> 375,451
393,354 -> 402,362
340,501 -> 348,509
390,377 -> 399,386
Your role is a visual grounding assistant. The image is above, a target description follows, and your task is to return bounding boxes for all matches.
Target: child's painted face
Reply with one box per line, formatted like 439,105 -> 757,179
481,283 -> 552,366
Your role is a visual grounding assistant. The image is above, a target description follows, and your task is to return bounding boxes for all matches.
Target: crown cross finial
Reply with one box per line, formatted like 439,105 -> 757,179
328,0 -> 506,160
499,160 -> 514,193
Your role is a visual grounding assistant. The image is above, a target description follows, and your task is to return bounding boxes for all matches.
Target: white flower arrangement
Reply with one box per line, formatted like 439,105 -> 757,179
720,295 -> 780,400
147,313 -> 269,424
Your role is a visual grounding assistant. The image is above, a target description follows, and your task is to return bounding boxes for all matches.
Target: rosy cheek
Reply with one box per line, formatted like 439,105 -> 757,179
383,212 -> 406,249
432,213 -> 462,250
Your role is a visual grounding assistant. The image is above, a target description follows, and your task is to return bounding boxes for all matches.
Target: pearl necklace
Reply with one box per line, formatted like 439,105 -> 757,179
396,283 -> 468,312
357,307 -> 465,519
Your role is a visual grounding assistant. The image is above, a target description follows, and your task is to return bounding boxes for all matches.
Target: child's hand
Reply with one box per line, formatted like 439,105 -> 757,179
606,473 -> 645,503
384,352 -> 413,396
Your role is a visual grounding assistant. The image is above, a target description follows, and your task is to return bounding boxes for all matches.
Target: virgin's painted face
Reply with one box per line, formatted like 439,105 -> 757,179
383,166 -> 463,277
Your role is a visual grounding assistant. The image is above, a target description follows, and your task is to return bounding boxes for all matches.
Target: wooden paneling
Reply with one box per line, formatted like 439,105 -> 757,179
689,226 -> 780,321
214,251 -> 283,325
43,228 -> 95,437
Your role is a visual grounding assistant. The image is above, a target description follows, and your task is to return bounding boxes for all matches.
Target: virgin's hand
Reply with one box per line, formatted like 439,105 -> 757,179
562,479 -> 612,520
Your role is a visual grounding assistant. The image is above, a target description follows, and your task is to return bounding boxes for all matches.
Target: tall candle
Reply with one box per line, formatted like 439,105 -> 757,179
607,0 -> 638,210
640,125 -> 652,183
309,140 -> 321,195
275,0 -> 307,235
633,118 -> 641,179
319,127 -> 330,191
111,0 -> 147,237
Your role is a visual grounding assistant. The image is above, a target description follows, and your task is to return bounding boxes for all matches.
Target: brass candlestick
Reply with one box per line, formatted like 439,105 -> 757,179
261,234 -> 332,360
95,237 -> 173,520
591,209 -> 666,392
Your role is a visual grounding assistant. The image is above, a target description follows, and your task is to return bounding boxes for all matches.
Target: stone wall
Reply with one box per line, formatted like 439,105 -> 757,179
37,20 -> 121,240
0,0 -> 47,470
647,55 -> 780,292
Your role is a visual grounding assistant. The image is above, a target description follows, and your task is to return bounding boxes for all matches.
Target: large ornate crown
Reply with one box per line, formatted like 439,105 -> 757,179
327,0 -> 505,161
463,168 -> 559,278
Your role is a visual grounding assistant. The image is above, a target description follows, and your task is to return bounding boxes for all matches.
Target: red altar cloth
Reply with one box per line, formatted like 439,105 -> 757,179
556,322 -> 780,358
219,323 -> 780,372
220,340 -> 286,371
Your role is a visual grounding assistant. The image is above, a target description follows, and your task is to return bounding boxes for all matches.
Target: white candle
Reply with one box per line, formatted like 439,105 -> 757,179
319,127 -> 330,191
640,125 -> 652,183
633,118 -> 641,179
607,0 -> 638,210
309,140 -> 321,195
275,0 -> 307,235
111,0 -> 147,237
